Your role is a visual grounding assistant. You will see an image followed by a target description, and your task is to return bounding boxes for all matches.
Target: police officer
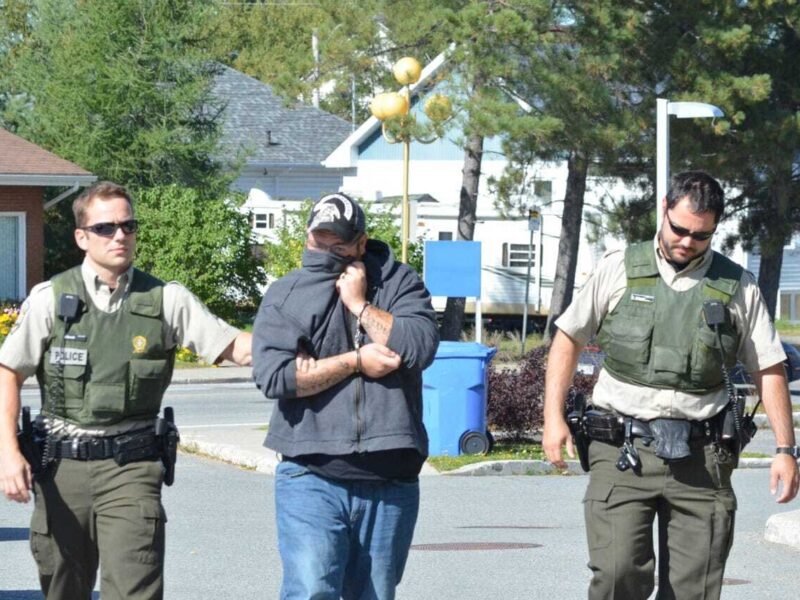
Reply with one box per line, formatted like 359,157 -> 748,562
0,181 -> 252,599
544,171 -> 799,600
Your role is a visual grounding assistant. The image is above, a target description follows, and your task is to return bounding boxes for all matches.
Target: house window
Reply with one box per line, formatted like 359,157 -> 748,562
438,232 -> 453,241
254,213 -> 268,229
533,180 -> 552,203
0,214 -> 25,301
502,242 -> 535,268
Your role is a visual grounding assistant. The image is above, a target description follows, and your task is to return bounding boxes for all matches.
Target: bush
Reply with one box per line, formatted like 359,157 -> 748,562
134,185 -> 267,324
260,197 -> 425,280
487,345 -> 597,440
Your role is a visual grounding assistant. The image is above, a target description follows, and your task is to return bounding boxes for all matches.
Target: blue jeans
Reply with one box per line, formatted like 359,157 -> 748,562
274,461 -> 420,600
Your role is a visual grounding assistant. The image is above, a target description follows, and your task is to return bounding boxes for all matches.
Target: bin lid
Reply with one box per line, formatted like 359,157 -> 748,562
434,341 -> 498,359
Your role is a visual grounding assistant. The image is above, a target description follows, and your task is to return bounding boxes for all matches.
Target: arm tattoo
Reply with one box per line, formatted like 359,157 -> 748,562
361,307 -> 392,345
296,355 -> 352,396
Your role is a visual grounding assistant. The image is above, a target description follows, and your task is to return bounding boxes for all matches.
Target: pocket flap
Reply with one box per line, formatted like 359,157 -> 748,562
609,317 -> 652,341
652,345 -> 689,373
582,480 -> 614,503
130,359 -> 168,379
139,501 -> 167,523
717,493 -> 737,512
30,506 -> 49,534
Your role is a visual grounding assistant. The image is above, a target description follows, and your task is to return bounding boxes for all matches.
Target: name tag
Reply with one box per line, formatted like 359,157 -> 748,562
50,348 -> 88,366
631,293 -> 654,303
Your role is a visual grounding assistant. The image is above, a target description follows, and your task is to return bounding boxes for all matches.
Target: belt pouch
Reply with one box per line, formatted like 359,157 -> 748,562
113,432 -> 157,466
583,410 -> 624,444
649,418 -> 692,461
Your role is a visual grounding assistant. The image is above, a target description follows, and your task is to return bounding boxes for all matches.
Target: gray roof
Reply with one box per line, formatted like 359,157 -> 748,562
213,64 -> 353,166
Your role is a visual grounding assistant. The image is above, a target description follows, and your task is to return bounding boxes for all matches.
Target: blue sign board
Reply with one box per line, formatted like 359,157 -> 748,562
424,241 -> 481,297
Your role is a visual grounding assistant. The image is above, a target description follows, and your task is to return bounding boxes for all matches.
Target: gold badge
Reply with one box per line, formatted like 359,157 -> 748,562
132,335 -> 147,354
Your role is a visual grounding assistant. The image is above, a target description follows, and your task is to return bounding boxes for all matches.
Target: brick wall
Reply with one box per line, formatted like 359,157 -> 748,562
0,186 -> 44,294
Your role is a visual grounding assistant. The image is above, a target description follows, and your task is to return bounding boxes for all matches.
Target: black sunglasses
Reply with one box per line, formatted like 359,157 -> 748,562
666,214 -> 715,242
79,219 -> 139,237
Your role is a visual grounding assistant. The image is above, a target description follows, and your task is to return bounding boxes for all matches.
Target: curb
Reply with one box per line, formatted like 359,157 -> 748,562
168,377 -> 253,386
444,459 -> 585,476
753,412 -> 800,429
180,440 -> 278,474
442,457 -> 775,477
764,509 -> 800,548
181,440 -> 441,477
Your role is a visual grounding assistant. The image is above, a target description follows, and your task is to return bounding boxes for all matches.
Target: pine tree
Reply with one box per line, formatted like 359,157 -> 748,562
3,0 -> 228,191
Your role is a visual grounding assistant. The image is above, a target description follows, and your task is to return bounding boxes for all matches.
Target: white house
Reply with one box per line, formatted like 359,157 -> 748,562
321,55 -> 796,323
322,56 -> 629,323
219,58 -> 797,324
212,65 -> 354,242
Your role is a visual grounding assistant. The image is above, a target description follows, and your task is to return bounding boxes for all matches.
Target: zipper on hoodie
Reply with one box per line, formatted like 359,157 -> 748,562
351,310 -> 364,450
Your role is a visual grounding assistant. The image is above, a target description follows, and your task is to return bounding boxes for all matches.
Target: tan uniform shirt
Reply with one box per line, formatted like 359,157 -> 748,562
0,260 -> 240,436
555,237 -> 786,420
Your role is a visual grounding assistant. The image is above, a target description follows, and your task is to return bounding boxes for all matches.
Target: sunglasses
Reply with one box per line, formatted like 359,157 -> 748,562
666,215 -> 715,242
79,219 -> 139,237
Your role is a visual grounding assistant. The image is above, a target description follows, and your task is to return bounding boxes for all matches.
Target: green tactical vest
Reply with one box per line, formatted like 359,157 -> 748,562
36,266 -> 175,426
596,241 -> 742,394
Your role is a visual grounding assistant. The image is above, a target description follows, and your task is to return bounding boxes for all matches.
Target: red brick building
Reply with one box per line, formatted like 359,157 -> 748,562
0,128 -> 95,300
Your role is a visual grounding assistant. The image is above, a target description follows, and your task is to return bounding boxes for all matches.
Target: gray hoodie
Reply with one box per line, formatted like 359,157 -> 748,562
252,240 -> 439,457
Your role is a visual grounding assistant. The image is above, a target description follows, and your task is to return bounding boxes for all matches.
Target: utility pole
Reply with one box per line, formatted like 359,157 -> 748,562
312,30 -> 320,108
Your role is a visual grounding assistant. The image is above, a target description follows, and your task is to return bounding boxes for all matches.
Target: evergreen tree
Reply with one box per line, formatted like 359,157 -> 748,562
206,0 -> 390,124
3,0 -> 228,191
599,1 -> 800,318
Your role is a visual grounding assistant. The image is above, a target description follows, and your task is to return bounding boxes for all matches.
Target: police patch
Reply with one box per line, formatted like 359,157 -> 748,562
50,347 -> 88,366
132,335 -> 147,354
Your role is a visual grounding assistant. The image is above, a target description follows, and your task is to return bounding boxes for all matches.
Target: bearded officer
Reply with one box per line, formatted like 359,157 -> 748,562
544,171 -> 799,599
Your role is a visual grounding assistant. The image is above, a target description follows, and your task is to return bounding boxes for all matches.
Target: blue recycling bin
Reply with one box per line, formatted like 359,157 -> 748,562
422,341 -> 497,456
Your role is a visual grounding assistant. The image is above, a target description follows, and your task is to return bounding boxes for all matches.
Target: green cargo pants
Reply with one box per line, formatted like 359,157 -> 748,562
30,457 -> 166,600
583,438 -> 736,600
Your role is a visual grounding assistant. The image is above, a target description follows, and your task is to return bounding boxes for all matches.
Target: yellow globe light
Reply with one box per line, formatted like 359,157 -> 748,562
393,57 -> 422,86
370,93 -> 391,120
381,92 -> 410,118
424,94 -> 452,123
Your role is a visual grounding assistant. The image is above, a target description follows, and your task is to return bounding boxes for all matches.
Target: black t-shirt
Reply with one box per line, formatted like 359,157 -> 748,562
286,449 -> 425,482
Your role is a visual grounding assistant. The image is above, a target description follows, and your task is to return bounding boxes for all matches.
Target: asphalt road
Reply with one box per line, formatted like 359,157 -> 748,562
2,459 -> 799,599
3,384 -> 799,599
19,381 -> 273,429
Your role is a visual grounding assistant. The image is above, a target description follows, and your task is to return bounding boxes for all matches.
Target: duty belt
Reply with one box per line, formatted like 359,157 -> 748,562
581,411 -> 713,444
567,401 -> 721,474
45,428 -> 160,462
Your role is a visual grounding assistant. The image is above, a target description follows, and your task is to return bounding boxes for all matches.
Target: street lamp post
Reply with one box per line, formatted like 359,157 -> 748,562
370,57 -> 451,263
656,98 -> 724,229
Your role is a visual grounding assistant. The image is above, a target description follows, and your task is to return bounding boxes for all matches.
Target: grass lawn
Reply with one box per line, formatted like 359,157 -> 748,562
754,403 -> 800,413
740,451 -> 770,459
776,320 -> 800,336
465,329 -> 545,364
427,441 -> 546,472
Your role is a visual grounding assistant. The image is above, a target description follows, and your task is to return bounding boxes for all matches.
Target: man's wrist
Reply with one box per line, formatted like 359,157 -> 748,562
775,446 -> 800,459
350,300 -> 369,316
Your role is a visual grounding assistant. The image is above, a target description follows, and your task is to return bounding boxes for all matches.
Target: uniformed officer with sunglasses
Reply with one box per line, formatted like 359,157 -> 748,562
544,171 -> 799,599
0,181 -> 253,599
